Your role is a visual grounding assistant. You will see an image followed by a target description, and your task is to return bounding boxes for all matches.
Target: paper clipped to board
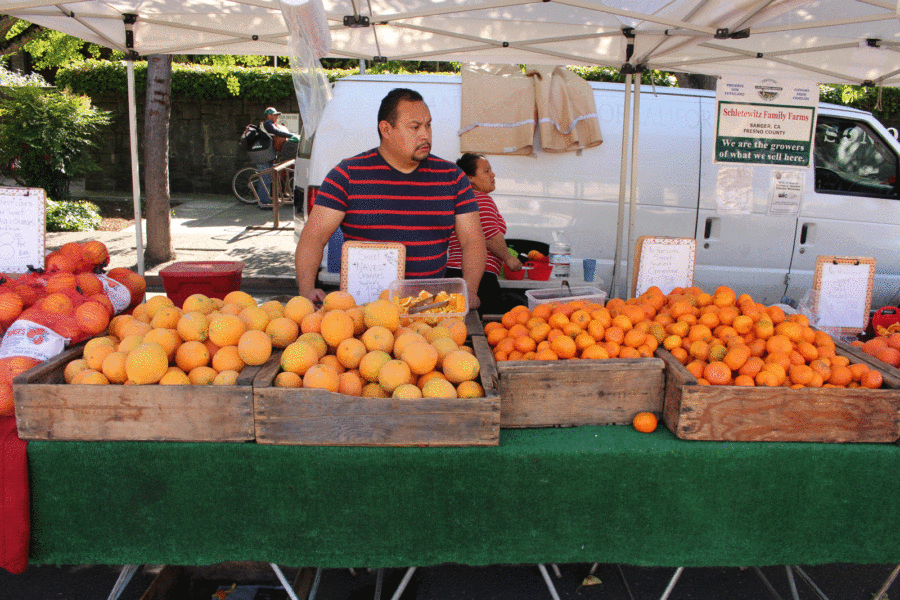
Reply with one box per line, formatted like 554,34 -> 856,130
813,256 -> 875,333
633,237 -> 696,297
0,187 -> 46,273
340,241 -> 406,304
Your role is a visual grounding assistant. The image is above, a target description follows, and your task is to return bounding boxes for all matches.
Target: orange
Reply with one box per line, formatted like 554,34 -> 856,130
669,347 -> 688,364
320,309 -> 355,348
182,293 -> 217,315
358,350 -> 392,382
378,359 -> 413,393
125,342 -> 169,385
174,340 -> 211,372
100,351 -> 128,385
623,328 -> 647,349
703,361 -> 732,385
712,286 -> 736,308
722,345 -> 750,371
322,290 -> 357,312
561,322 -> 584,339
738,356 -> 765,378
513,335 -> 537,354
550,335 -> 577,359
64,358 -> 92,384
828,365 -> 853,386
273,371 -> 303,388
363,299 -> 401,332
731,315 -> 753,335
335,338 -> 367,370
211,370 -> 240,385
529,322 -> 552,344
143,327 -> 181,362
604,326 -> 625,345
774,321 -> 802,343
211,345 -> 245,373
120,318 -> 153,339
685,361 -> 706,380
401,341 -> 440,375
71,369 -> 110,385
280,340 -> 320,376
861,369 -> 884,389
581,344 -> 609,360
547,312 -> 570,330
618,347 -> 640,358
421,378 -> 458,398
809,359 -> 832,383
848,362 -> 869,382
536,348 -> 559,361
442,350 -> 481,383
265,317 -> 300,348
887,332 -> 900,351
456,380 -> 485,398
876,347 -> 900,368
796,341 -> 819,362
337,371 -> 363,396
610,314 -> 633,332
688,340 -> 710,361
765,334 -> 793,356
207,314 -> 247,348
361,382 -> 390,398
177,312 -> 209,342
862,337 -> 888,356
159,368 -> 191,385
361,325 -> 395,353
300,312 -> 323,334
788,364 -> 814,386
698,311 -> 720,330
733,374 -> 755,386
389,383 -> 421,399
238,306 -> 270,332
754,318 -> 774,340
632,412 -> 658,433
284,296 -> 316,325
394,331 -> 428,358
303,364 -> 341,392
487,327 -> 510,347
439,318 -> 468,346
574,332 -> 596,352
754,370 -> 781,387
708,343 -> 727,363
83,337 -> 116,371
237,329 -> 272,366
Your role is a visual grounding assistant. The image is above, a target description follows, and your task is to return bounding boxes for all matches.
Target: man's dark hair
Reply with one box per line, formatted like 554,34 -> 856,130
456,153 -> 484,177
377,88 -> 425,138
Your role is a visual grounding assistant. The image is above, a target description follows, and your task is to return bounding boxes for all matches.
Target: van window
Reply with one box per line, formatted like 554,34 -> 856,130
814,116 -> 898,198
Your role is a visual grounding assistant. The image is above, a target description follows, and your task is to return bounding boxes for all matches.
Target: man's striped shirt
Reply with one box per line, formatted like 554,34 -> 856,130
315,149 -> 478,278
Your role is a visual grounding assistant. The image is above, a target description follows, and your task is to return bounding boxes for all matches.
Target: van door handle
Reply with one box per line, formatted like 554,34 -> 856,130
800,223 -> 808,244
703,217 -> 718,249
799,223 -> 814,253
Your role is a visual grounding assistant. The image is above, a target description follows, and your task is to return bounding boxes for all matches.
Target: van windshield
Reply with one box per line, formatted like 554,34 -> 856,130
814,116 -> 898,198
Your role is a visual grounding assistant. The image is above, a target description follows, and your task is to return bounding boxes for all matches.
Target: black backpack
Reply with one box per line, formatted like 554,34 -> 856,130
239,124 -> 271,152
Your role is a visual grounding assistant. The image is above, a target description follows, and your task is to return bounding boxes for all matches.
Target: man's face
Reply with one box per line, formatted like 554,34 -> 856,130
381,100 -> 432,164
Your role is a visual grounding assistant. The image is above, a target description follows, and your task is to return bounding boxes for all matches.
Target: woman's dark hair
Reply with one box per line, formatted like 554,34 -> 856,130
456,152 -> 484,177
377,88 -> 425,138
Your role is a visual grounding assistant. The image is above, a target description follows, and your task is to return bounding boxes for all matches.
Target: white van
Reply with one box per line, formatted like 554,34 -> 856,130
296,74 -> 900,306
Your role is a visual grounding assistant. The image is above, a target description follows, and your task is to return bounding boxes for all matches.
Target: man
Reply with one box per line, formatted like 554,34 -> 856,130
254,107 -> 297,209
294,88 -> 486,308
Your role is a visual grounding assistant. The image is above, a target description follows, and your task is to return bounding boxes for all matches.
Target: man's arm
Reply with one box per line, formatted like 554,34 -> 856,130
295,205 -> 345,302
454,210 -> 486,310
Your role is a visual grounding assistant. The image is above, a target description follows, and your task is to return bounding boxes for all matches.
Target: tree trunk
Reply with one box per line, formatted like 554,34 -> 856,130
144,54 -> 173,266
674,73 -> 718,91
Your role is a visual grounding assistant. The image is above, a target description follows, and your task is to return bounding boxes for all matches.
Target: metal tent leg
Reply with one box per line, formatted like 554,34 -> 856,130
374,568 -> 384,600
658,567 -> 683,600
537,563 -> 562,600
792,566 -> 831,600
873,564 -> 900,600
785,565 -> 800,600
106,564 -> 140,600
751,566 -> 787,600
270,564 -> 301,600
616,564 -> 636,600
308,568 -> 323,600
388,567 -> 417,600
551,563 -> 562,578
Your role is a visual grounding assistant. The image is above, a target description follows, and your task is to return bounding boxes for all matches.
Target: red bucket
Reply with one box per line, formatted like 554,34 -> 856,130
526,260 -> 552,281
503,264 -> 526,280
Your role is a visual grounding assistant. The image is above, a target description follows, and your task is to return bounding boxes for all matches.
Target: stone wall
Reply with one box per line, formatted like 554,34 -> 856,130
85,93 -> 299,195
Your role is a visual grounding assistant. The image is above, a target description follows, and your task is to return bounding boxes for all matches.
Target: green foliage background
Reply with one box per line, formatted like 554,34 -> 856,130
45,199 -> 102,232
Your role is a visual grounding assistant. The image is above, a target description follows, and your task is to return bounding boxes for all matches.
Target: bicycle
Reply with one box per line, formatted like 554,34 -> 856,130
232,159 -> 294,205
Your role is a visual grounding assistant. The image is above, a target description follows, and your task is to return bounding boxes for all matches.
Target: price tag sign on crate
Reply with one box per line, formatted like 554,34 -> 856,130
340,241 -> 405,304
813,256 -> 875,335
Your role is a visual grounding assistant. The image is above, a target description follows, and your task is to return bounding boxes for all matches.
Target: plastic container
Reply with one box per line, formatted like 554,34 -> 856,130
549,230 -> 571,279
388,277 -> 469,319
159,261 -> 245,308
525,286 -> 607,310
873,306 -> 900,336
526,260 -> 552,281
502,263 -> 525,280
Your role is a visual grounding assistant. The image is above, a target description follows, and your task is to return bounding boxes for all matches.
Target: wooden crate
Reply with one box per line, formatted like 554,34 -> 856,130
659,348 -> 900,443
13,346 -> 257,442
253,335 -> 500,446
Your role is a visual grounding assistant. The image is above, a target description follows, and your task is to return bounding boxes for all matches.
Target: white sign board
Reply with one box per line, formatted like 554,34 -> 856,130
715,76 -> 818,167
632,237 -> 696,297
0,187 -> 45,273
340,241 -> 406,305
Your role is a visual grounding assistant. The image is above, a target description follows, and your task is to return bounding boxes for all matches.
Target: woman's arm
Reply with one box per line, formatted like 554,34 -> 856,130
486,233 -> 522,271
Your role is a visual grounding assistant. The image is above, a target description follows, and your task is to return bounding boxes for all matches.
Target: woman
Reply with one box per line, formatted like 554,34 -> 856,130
446,153 -> 522,315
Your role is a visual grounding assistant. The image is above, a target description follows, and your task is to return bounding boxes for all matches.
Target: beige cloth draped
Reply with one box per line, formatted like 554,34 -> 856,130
459,63 -> 602,155
459,64 -> 536,155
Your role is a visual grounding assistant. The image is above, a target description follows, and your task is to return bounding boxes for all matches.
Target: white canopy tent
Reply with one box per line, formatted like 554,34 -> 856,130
6,0 -> 900,285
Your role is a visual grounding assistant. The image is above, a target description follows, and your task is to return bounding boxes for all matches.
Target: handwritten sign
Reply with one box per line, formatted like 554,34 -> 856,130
813,256 -> 875,334
0,187 -> 45,273
632,236 -> 696,297
340,241 -> 406,304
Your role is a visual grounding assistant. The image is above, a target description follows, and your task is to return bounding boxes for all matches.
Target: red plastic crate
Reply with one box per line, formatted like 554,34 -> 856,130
873,306 -> 900,336
159,261 -> 245,308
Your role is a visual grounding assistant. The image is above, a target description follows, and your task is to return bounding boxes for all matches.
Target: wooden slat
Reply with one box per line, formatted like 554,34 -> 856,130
253,337 -> 500,446
659,347 -> 900,443
834,340 -> 900,389
13,348 -> 258,442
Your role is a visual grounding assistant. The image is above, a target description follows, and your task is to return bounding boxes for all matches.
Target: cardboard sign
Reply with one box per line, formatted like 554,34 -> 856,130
715,76 -> 818,167
340,241 -> 406,304
632,236 -> 696,297
813,256 -> 875,334
0,187 -> 46,273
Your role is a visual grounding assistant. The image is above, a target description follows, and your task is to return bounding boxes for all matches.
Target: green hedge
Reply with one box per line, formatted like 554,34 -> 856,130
55,60 -> 900,118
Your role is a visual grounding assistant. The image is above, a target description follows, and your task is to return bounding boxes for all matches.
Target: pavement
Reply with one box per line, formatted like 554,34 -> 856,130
47,189 -> 303,298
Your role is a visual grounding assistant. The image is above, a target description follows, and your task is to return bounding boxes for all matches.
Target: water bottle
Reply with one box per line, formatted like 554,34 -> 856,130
549,230 -> 571,279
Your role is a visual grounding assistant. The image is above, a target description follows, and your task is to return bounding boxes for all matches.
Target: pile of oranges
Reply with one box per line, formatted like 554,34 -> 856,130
271,290 -> 482,399
64,290 -> 275,386
852,334 -> 900,368
486,285 -> 885,389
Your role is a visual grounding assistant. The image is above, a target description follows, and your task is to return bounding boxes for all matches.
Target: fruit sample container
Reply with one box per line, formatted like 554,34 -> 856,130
524,286 -> 607,310
388,277 -> 468,321
251,336 -> 499,446
13,345 -> 259,442
658,347 -> 900,443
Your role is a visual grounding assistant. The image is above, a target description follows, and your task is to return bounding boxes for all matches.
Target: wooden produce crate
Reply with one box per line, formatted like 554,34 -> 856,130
13,346 -> 257,442
252,335 -> 500,446
658,348 -> 900,443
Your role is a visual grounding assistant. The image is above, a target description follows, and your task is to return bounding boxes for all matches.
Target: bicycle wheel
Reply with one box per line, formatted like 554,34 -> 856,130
232,167 -> 259,204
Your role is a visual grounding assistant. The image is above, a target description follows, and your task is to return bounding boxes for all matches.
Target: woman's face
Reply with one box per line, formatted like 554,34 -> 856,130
470,158 -> 496,193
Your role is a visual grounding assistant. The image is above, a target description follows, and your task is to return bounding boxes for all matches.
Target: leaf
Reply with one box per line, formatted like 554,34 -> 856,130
579,575 -> 602,587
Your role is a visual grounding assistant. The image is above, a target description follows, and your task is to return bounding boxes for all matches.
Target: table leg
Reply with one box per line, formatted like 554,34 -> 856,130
658,566 -> 683,600
105,564 -> 140,600
388,567 -> 417,600
374,568 -> 384,600
751,566 -> 787,600
270,563 -> 301,600
792,566 -> 831,600
537,563 -> 562,600
872,564 -> 900,600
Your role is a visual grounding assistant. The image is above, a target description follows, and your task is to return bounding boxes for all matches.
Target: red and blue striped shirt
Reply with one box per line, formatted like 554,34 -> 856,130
315,149 -> 479,278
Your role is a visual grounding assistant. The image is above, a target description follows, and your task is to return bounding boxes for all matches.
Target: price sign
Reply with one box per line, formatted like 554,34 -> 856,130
813,256 -> 875,334
340,241 -> 406,304
632,236 -> 696,297
0,187 -> 46,273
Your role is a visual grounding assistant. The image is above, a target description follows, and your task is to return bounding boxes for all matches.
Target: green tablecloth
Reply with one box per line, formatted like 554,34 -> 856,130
26,426 -> 900,568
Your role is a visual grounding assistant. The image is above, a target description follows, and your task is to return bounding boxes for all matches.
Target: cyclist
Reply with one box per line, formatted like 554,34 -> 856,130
254,107 -> 299,209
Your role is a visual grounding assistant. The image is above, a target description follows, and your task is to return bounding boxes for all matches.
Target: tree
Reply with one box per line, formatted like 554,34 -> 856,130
143,54 -> 173,266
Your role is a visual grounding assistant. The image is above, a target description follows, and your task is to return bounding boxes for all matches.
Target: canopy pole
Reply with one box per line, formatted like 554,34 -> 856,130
126,57 -> 144,276
625,76 -> 642,297
610,73 -> 632,299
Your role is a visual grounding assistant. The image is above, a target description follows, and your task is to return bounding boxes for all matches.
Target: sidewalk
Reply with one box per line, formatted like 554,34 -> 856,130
47,191 -> 301,293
